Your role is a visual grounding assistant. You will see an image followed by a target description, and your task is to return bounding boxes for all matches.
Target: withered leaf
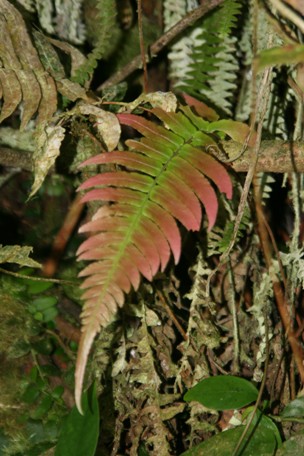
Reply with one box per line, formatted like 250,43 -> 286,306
0,245 -> 41,268
18,70 -> 42,129
78,104 -> 121,151
29,124 -> 65,198
0,69 -> 22,123
46,36 -> 87,78
0,0 -> 58,126
35,73 -> 58,125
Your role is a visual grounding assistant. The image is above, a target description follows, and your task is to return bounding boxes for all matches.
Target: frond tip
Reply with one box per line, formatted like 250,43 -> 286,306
74,100 -> 250,412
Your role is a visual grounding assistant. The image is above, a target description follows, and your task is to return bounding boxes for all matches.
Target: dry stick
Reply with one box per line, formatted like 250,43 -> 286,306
6,141 -> 304,173
98,0 -> 225,90
253,178 -> 304,383
206,66 -> 273,295
43,193 -> 84,277
156,289 -> 188,341
137,0 -> 148,92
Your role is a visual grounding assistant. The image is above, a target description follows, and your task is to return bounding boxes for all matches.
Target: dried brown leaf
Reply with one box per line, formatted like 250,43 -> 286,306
46,37 -> 87,77
29,124 -> 65,198
0,0 -> 58,126
35,73 -> 58,125
78,104 -> 121,151
0,0 -> 44,71
0,69 -> 22,123
18,70 -> 42,129
0,244 -> 41,268
56,78 -> 89,102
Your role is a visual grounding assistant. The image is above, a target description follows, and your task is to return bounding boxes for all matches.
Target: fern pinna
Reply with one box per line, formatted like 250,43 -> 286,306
75,97 -> 250,412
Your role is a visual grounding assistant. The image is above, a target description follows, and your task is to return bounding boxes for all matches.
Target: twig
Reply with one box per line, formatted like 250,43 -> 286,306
137,0 -> 148,92
0,146 -> 33,171
270,0 -> 304,34
206,65 -> 273,295
156,289 -> 187,341
0,266 -> 76,285
43,193 -> 84,277
98,0 -> 225,90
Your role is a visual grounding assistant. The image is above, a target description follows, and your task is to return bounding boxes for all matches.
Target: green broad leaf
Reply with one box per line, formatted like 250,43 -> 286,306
276,431 -> 304,455
0,245 -> 41,268
256,44 -> 304,73
184,376 -> 258,410
245,408 -> 282,447
281,397 -> 304,418
180,422 -> 277,456
55,383 -> 99,456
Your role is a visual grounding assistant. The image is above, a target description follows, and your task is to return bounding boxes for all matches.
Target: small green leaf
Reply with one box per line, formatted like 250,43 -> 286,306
256,44 -> 304,73
52,385 -> 64,400
31,395 -> 53,419
32,296 -> 58,311
55,383 -> 99,456
27,280 -> 54,294
42,307 -> 58,322
184,376 -> 258,410
22,384 -> 41,404
281,397 -> 304,418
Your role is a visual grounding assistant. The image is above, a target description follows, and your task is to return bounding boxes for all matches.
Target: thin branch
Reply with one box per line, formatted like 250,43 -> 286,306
98,0 -> 225,90
137,0 -> 148,92
0,146 -> 33,171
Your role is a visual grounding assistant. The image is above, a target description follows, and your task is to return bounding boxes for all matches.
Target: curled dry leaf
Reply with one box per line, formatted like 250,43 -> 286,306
78,104 -> 121,151
29,124 -> 65,198
0,245 -> 41,268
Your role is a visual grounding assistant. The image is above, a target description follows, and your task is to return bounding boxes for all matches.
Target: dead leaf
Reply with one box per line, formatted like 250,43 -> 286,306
0,245 -> 41,268
29,124 -> 65,198
78,104 -> 121,151
0,69 -> 22,122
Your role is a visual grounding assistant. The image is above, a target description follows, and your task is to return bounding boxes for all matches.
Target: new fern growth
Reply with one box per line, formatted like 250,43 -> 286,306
75,98 -> 253,412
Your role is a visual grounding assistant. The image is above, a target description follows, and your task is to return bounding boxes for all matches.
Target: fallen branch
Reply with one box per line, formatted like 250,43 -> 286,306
1,140 -> 304,173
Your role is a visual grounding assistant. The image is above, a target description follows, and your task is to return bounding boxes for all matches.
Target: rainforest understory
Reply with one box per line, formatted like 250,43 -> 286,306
2,0 -> 304,455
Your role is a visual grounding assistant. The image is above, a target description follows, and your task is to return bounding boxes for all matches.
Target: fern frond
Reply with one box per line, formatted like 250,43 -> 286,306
179,0 -> 243,114
74,100 -> 255,412
164,0 -> 200,85
73,0 -> 117,85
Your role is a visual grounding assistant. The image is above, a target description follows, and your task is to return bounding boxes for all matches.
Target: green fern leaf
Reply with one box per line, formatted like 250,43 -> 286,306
179,0 -> 243,114
73,0 -> 117,85
74,103 -> 251,412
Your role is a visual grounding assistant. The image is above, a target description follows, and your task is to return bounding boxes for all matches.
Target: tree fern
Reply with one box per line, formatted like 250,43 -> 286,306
74,100 -> 254,411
